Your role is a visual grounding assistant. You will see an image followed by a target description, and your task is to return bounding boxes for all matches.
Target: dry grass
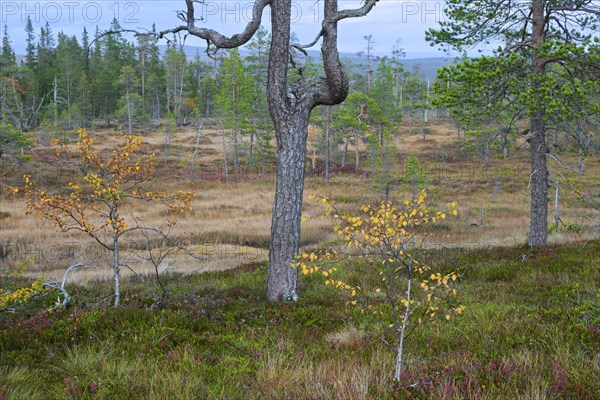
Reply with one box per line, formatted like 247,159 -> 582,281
1,120 -> 598,282
324,325 -> 368,348
256,343 -> 390,400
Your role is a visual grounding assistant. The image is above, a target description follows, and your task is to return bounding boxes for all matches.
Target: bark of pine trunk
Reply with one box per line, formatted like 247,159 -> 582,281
265,0 -> 355,301
529,0 -> 548,247
192,125 -> 202,175
266,0 -> 299,302
483,141 -> 490,167
554,179 -> 560,228
529,111 -> 548,246
233,128 -> 239,174
222,133 -> 229,180
578,144 -> 584,175
141,48 -> 146,109
325,106 -> 331,181
503,129 -> 509,159
354,131 -> 360,174
126,92 -> 132,135
267,113 -> 307,301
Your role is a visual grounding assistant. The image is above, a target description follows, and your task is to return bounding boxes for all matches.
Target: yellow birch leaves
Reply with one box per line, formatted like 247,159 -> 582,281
14,129 -> 195,240
292,191 -> 462,324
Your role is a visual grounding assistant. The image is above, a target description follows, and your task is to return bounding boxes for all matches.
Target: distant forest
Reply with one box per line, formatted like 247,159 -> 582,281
0,18 -> 435,134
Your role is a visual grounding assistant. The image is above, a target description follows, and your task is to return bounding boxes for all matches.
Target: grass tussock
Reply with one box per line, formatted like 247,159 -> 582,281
324,325 -> 368,349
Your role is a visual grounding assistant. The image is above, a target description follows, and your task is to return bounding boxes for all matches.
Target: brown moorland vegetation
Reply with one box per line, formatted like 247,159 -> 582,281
1,120 -> 597,282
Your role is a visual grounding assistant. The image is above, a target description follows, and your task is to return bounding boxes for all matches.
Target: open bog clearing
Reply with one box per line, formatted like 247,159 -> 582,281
1,121 -> 598,282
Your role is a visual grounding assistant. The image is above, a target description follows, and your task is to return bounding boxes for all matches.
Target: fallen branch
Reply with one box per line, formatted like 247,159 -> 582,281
43,263 -> 96,309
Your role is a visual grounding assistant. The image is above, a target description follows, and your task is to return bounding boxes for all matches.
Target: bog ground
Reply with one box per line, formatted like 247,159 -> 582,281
1,121 -> 598,281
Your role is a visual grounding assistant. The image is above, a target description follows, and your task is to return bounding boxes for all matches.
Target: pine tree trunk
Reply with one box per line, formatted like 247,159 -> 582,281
267,113 -> 307,301
578,142 -> 585,176
192,124 -> 202,175
126,92 -> 132,135
222,133 -> 229,181
501,128 -> 509,158
554,179 -> 560,228
577,128 -> 586,175
529,0 -> 548,247
529,111 -> 548,246
483,141 -> 490,167
325,106 -> 331,181
233,128 -> 239,174
264,0 -> 362,301
166,78 -> 171,115
53,77 -> 59,124
141,48 -> 146,109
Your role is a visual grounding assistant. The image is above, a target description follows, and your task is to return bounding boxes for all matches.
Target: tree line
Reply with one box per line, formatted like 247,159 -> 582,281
0,19 -> 443,174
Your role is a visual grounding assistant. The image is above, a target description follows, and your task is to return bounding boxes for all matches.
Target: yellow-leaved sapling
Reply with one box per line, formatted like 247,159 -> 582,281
293,191 -> 462,382
13,129 -> 194,307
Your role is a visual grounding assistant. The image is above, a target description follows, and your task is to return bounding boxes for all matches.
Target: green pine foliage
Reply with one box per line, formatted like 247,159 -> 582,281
0,123 -> 32,159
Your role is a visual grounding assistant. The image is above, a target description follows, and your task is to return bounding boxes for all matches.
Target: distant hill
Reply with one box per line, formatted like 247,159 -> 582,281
397,58 -> 451,80
159,45 -> 452,80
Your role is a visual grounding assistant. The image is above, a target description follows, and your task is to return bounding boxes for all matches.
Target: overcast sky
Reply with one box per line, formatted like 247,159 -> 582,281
0,0 -> 475,58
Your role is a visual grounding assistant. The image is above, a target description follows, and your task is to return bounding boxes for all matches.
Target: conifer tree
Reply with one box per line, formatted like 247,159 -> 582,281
427,0 -> 600,246
1,25 -> 16,68
216,48 -> 254,173
24,17 -> 36,70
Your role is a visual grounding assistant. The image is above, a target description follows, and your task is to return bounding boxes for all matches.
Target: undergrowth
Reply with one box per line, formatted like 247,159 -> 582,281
1,240 -> 599,399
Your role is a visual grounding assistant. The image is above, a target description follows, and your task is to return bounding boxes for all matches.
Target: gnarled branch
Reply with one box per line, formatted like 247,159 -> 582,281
159,0 -> 271,49
295,0 -> 379,107
294,0 -> 379,50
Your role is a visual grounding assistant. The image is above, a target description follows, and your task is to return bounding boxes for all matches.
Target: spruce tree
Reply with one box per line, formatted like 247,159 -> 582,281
25,17 -> 36,70
0,25 -> 16,68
